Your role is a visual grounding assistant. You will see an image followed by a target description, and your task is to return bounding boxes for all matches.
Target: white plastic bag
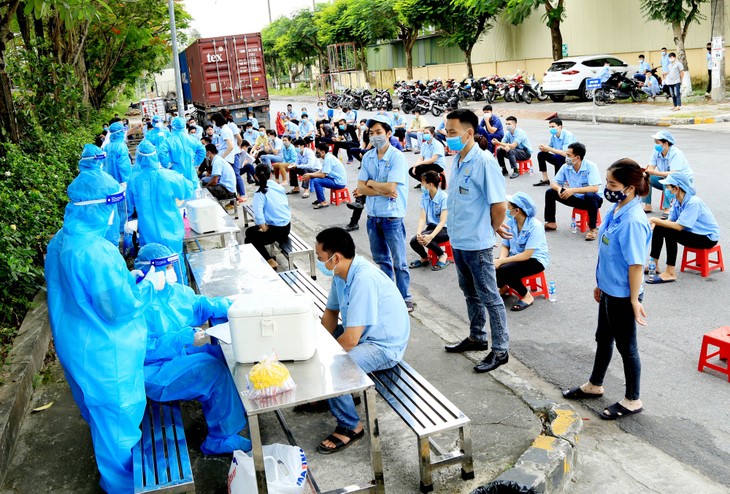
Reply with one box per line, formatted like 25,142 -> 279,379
228,443 -> 308,494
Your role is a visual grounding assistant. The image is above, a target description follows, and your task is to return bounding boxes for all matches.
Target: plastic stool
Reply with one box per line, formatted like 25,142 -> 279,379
571,208 -> 602,233
427,240 -> 455,266
698,326 -> 730,381
507,271 -> 548,299
330,187 -> 352,206
517,158 -> 533,176
327,144 -> 335,154
680,244 -> 724,277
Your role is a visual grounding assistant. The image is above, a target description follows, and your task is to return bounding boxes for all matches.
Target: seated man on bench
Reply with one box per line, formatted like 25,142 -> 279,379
314,227 -> 410,454
133,243 -> 252,455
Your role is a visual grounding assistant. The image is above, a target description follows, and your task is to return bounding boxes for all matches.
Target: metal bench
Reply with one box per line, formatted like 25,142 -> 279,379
242,203 -> 254,226
371,362 -> 474,493
133,400 -> 194,494
215,197 -> 240,220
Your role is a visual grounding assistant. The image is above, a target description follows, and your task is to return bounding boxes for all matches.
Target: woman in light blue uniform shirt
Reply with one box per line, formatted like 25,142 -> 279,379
643,130 -> 693,217
408,171 -> 449,271
244,164 -> 292,270
495,191 -> 549,312
563,159 -> 651,421
647,172 -> 719,284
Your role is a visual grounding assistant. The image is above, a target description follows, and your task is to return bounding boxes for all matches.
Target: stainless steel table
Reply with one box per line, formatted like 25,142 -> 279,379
182,193 -> 243,250
189,245 -> 385,494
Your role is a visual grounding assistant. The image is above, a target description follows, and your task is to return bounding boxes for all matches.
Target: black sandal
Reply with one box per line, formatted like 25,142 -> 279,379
317,426 -> 364,455
600,402 -> 643,420
562,386 -> 603,399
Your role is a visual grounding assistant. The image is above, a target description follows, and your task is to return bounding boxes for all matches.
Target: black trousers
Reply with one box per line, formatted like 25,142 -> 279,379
348,195 -> 366,226
408,163 -> 444,182
544,189 -> 603,228
649,225 -> 717,266
496,258 -> 544,297
537,151 -> 566,174
205,184 -> 236,201
333,141 -> 355,160
496,147 -> 531,173
244,223 -> 291,261
393,128 -> 406,140
410,225 -> 449,259
707,70 -> 712,93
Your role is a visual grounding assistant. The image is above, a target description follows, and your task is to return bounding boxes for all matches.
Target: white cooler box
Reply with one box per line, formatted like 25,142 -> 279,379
228,292 -> 317,363
185,198 -> 222,233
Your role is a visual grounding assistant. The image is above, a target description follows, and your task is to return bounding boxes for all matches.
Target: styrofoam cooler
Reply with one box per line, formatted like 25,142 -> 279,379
228,292 -> 317,363
186,197 -> 222,233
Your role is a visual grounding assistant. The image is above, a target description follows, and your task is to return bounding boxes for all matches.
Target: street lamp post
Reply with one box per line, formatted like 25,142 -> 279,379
168,0 -> 185,117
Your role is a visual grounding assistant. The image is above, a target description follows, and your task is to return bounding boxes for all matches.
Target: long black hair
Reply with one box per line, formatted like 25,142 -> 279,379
255,164 -> 271,194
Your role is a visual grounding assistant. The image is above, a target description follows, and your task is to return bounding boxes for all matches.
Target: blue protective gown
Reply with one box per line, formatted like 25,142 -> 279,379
105,123 -> 133,234
135,244 -> 250,454
165,119 -> 205,193
127,141 -> 193,283
145,126 -> 171,168
47,172 -> 157,494
77,149 -> 122,246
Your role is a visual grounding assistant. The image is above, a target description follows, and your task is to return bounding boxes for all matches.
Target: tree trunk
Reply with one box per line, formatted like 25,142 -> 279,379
463,46 -> 474,79
403,33 -> 418,81
359,47 -> 369,85
672,22 -> 689,72
549,18 -> 563,61
0,1 -> 21,143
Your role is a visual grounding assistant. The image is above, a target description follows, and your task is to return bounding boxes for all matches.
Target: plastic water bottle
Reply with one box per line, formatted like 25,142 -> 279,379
548,281 -> 557,302
570,218 -> 577,234
529,165 -> 534,176
648,260 -> 656,278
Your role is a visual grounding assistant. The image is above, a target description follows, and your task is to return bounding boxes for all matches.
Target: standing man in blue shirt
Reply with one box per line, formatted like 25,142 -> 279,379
543,142 -> 603,241
535,118 -> 576,186
705,42 -> 712,96
443,109 -> 511,373
660,47 -> 670,80
315,227 -> 410,454
493,116 -> 533,179
357,115 -> 414,312
476,104 -> 503,153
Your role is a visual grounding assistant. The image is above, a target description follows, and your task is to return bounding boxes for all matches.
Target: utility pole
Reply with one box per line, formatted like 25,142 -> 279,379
710,0 -> 725,101
168,0 -> 185,116
267,0 -> 273,23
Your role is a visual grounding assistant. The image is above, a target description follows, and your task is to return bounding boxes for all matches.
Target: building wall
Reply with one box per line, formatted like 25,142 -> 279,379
365,0 -> 729,83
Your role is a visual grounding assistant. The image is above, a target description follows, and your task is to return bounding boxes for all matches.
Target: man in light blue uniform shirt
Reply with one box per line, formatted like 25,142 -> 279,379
493,115 -> 533,179
644,130 -> 693,215
444,109 -> 510,373
391,110 -> 407,142
597,61 -> 611,84
285,104 -> 298,121
283,117 -> 299,140
641,70 -> 661,99
242,122 -> 258,145
315,227 -> 410,454
408,126 -> 445,186
660,47 -> 670,79
544,142 -> 603,240
204,143 -> 236,201
535,117 -> 576,186
306,142 -> 348,208
287,139 -> 321,196
298,113 -> 316,143
634,54 -> 651,82
357,115 -> 413,312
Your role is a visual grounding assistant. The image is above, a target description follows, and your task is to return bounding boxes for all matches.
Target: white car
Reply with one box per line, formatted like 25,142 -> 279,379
542,54 -> 630,101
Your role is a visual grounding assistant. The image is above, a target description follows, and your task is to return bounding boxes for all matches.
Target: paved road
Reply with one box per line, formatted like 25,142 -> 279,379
272,99 -> 730,488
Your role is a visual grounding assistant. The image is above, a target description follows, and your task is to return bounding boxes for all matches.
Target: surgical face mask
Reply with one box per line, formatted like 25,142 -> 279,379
604,186 -> 628,203
284,141 -> 291,147
423,133 -> 433,141
302,117 -> 308,121
421,186 -> 430,196
155,122 -> 164,129
565,156 -> 574,165
370,135 -> 388,150
316,253 -> 336,277
446,132 -> 466,152
661,51 -> 666,55
165,268 -> 178,285
505,124 -> 514,132
339,125 -> 346,130
669,57 -> 676,63
549,127 -> 558,135
107,209 -> 115,226
654,143 -> 664,152
259,131 -> 265,137
393,112 -> 399,117
508,208 -> 518,217
360,124 -> 367,131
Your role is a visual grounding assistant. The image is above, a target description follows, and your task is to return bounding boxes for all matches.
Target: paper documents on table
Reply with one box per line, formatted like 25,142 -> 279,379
205,322 -> 232,344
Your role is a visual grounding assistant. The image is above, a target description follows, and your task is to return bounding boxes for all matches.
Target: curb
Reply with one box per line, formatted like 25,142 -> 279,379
557,111 -> 730,127
469,368 -> 583,494
0,290 -> 51,485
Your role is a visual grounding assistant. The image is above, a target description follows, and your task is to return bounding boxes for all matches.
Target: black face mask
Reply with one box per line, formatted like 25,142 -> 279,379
603,186 -> 628,203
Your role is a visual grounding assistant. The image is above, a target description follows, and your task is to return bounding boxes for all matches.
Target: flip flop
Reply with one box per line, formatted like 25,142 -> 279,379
313,203 -> 329,209
511,300 -> 533,312
409,259 -> 430,269
562,386 -> 603,399
431,260 -> 450,271
646,275 -> 675,284
317,426 -> 364,454
600,402 -> 643,420
286,190 -> 300,195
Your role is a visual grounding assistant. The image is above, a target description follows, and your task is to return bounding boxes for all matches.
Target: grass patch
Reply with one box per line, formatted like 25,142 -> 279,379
269,84 -> 319,98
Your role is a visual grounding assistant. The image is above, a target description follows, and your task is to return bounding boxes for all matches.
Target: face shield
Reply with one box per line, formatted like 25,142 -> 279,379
73,185 -> 127,228
137,253 -> 183,285
78,152 -> 107,172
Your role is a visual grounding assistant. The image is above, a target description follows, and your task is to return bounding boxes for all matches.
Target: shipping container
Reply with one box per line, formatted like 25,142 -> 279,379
183,33 -> 270,128
179,52 -> 192,103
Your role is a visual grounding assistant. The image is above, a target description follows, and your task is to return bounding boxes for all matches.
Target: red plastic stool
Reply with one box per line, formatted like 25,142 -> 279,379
517,158 -> 533,176
507,271 -> 549,299
329,187 -> 352,206
698,326 -> 730,381
571,208 -> 602,233
427,240 -> 455,266
680,244 -> 724,277
327,144 -> 335,154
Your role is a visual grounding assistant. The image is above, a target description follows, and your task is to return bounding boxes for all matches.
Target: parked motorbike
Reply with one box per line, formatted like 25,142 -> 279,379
594,72 -> 644,106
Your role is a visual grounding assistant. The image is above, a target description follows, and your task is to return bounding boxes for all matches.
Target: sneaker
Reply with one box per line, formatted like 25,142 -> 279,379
509,171 -> 520,179
405,300 -> 416,313
414,149 -> 420,155
344,223 -> 359,232
501,169 -> 508,176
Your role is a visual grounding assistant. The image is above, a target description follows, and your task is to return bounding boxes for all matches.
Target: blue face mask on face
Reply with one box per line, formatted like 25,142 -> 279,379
550,127 -> 558,135
446,133 -> 465,152
315,254 -> 336,277
654,143 -> 663,152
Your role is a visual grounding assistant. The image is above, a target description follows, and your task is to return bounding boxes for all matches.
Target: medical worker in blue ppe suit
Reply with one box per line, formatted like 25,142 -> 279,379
105,122 -> 133,234
75,144 -> 122,246
162,116 -> 205,191
146,115 -> 170,165
134,243 -> 252,455
45,171 -> 165,494
127,140 -> 193,284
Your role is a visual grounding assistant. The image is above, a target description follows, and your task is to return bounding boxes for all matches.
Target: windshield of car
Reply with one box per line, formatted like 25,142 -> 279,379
548,62 -> 575,72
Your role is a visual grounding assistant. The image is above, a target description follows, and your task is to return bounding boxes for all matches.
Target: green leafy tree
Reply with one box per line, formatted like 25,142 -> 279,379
262,16 -> 291,86
394,0 -> 433,80
641,0 -> 706,72
497,0 -> 566,61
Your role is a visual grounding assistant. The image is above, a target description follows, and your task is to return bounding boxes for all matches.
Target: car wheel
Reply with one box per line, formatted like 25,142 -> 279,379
548,94 -> 565,102
579,80 -> 592,101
